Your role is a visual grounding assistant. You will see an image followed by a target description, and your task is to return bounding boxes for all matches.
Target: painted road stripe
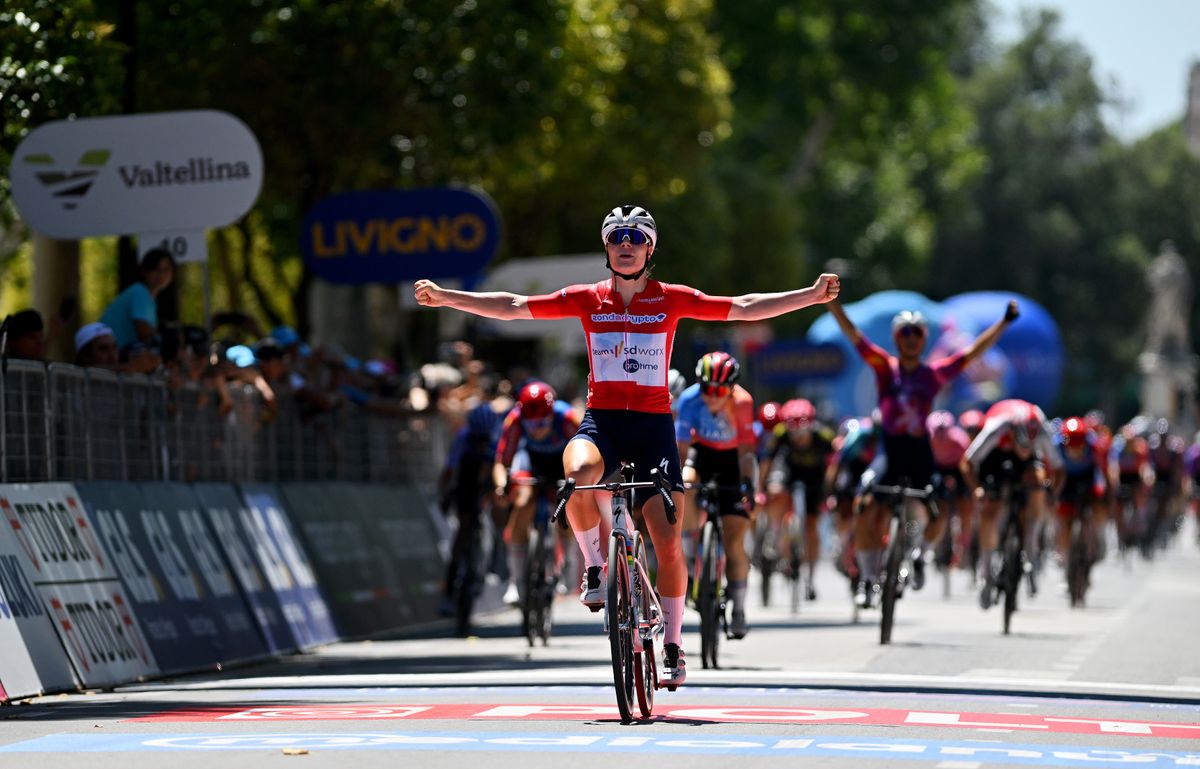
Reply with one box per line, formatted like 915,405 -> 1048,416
2,732 -> 1199,764
205,687 -> 1200,712
128,703 -> 1200,739
112,669 -> 1200,701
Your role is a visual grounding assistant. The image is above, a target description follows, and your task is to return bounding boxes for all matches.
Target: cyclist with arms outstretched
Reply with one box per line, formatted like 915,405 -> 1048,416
826,299 -> 1018,609
415,204 -> 839,686
675,351 -> 758,638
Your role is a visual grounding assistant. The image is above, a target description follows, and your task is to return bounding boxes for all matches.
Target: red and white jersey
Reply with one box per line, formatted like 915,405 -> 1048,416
527,279 -> 732,414
964,398 -> 1063,470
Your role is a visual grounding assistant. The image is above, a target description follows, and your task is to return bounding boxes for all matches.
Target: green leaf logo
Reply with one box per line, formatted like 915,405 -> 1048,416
24,149 -> 111,209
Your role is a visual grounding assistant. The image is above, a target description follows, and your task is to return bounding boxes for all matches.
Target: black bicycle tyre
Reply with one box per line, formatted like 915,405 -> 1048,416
788,513 -> 803,615
608,534 -> 635,723
880,517 -> 902,645
700,519 -> 721,669
522,528 -> 544,646
632,535 -> 655,718
1002,529 -> 1020,635
1067,520 -> 1087,608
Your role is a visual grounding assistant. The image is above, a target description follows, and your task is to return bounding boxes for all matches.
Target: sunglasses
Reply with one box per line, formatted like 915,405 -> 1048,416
522,416 -> 553,432
897,326 -> 925,339
701,383 -> 731,398
605,228 -> 650,246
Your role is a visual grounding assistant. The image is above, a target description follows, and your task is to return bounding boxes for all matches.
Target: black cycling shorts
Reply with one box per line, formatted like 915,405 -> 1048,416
572,408 -> 684,509
880,433 -> 936,489
686,444 -> 748,518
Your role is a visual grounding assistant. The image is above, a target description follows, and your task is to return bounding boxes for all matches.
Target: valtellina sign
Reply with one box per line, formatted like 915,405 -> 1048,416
300,188 -> 501,284
9,111 -> 263,238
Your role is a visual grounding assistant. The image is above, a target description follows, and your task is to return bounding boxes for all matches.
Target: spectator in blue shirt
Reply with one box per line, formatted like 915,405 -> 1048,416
100,247 -> 175,353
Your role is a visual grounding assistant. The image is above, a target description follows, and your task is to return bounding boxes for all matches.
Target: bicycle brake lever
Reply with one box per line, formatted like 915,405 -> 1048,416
552,478 -> 576,523
650,468 -> 677,525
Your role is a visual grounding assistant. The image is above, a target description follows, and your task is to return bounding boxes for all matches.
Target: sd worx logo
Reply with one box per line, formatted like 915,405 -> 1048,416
23,149 -> 110,210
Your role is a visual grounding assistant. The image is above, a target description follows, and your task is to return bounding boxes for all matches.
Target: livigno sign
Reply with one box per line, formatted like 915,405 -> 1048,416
9,110 -> 262,238
300,188 -> 501,284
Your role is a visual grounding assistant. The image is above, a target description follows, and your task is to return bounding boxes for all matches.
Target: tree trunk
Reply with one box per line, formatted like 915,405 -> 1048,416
32,234 -> 80,363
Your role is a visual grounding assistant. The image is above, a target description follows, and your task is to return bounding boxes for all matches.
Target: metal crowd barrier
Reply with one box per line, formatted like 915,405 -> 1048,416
1,361 -> 447,486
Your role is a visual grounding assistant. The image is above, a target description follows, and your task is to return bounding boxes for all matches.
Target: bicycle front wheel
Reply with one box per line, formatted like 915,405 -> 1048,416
880,519 -> 902,645
1001,530 -> 1020,635
698,519 -> 720,670
608,534 -> 636,723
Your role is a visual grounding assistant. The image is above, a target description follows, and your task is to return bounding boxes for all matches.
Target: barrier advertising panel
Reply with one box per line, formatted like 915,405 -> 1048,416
344,484 -> 445,624
139,484 -> 269,665
0,483 -> 157,687
238,485 -> 337,648
279,483 -> 407,637
0,521 -> 78,699
76,483 -> 269,674
191,483 -> 298,654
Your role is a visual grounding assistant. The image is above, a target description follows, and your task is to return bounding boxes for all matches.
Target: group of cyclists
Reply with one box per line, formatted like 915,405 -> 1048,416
416,202 -> 1198,688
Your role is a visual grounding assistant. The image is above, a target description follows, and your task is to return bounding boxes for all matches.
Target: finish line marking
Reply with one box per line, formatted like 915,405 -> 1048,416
129,703 -> 1200,739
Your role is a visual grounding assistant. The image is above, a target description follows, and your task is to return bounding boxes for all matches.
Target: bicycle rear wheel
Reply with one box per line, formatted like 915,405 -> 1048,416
607,534 -> 636,723
879,518 -> 902,645
698,519 -> 720,670
631,535 -> 656,718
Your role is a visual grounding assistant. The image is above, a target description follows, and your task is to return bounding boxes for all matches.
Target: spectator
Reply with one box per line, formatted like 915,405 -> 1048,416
100,247 -> 175,353
3,309 -> 46,361
73,322 -> 120,368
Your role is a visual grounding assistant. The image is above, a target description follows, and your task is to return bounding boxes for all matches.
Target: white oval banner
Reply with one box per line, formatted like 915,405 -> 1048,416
10,110 -> 263,238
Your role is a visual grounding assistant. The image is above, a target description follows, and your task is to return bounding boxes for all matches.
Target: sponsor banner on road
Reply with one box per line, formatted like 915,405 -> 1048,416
0,483 -> 156,687
190,483 -> 297,654
3,732 -> 1200,764
278,483 -> 406,637
128,703 -> 1200,739
237,484 -> 338,648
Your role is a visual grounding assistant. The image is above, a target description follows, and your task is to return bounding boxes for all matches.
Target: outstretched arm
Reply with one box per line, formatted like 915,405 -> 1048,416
726,273 -> 840,322
959,300 -> 1019,365
825,298 -> 863,347
413,279 -> 533,320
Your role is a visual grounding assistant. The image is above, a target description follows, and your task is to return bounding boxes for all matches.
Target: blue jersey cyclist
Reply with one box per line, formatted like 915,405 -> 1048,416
415,203 -> 840,686
492,381 -> 581,606
674,351 -> 758,639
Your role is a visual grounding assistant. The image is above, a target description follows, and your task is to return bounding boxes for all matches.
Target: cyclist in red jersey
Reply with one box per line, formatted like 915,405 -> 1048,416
960,398 -> 1064,608
415,204 -> 840,685
826,299 -> 1017,607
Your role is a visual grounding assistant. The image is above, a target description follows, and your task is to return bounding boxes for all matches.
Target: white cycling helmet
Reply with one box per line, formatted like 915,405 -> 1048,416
667,368 -> 687,400
891,310 -> 928,334
601,204 -> 657,249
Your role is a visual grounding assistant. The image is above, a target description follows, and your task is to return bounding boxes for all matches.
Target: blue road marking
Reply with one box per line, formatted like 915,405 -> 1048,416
2,732 -> 1199,765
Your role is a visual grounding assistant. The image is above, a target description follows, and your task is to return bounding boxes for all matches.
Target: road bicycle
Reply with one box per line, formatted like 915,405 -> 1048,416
754,485 -> 804,611
685,480 -> 747,670
554,464 -> 678,723
867,480 -> 937,645
513,476 -> 563,646
1066,494 -> 1098,609
984,465 -> 1038,635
